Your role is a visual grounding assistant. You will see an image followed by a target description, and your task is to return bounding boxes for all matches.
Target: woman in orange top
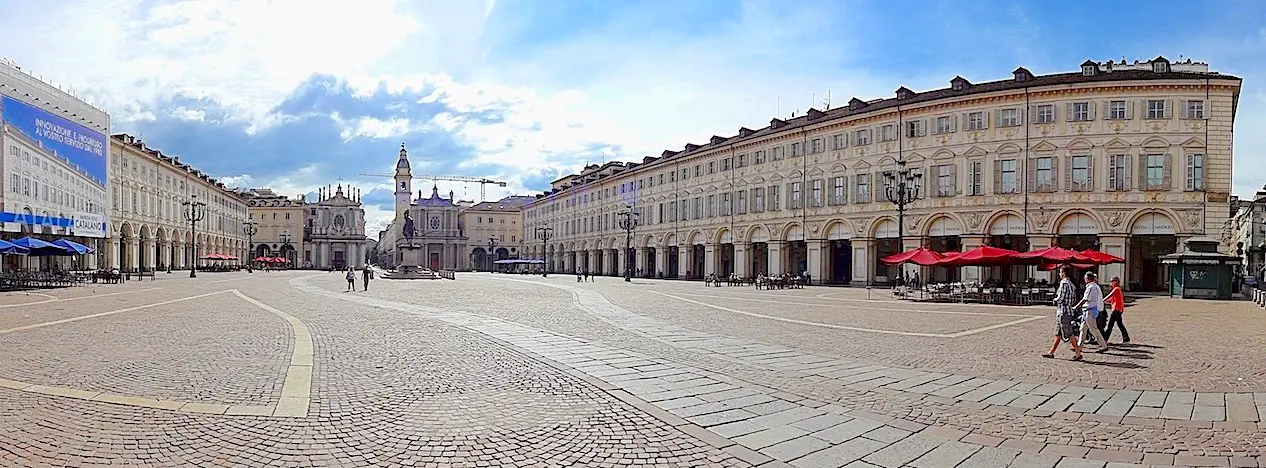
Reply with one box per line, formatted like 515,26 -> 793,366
1103,276 -> 1130,343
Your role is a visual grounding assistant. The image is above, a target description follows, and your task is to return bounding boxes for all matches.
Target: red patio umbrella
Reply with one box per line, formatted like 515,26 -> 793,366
880,247 -> 947,266
1013,246 -> 1094,264
1038,262 -> 1098,271
934,245 -> 1021,266
253,256 -> 269,262
1079,249 -> 1124,265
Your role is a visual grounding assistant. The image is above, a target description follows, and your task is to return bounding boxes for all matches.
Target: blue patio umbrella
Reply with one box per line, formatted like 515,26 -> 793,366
11,237 -> 72,256
52,238 -> 95,254
0,239 -> 28,255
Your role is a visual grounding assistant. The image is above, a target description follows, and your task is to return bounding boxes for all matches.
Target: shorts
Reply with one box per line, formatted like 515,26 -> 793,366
1056,314 -> 1079,341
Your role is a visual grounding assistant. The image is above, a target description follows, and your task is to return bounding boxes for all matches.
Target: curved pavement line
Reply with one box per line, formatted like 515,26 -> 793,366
0,288 -> 163,309
654,292 -> 1046,338
0,289 -> 313,418
669,291 -> 1039,317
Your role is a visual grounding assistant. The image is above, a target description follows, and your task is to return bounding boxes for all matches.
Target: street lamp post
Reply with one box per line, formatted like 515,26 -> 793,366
535,226 -> 553,277
182,195 -> 207,278
618,206 -> 641,282
243,221 -> 258,273
487,237 -> 498,272
883,160 -> 922,285
279,232 -> 291,269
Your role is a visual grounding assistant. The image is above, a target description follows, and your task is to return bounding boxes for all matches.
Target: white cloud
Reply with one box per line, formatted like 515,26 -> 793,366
217,174 -> 255,188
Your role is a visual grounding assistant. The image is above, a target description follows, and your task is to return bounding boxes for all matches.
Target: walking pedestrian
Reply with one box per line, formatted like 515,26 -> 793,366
1043,265 -> 1083,361
1103,276 -> 1130,343
362,266 -> 373,291
345,266 -> 356,291
576,268 -> 582,282
1075,271 -> 1110,353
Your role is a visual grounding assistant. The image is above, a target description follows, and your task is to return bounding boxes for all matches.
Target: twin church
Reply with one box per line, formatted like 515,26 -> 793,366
377,145 -> 467,270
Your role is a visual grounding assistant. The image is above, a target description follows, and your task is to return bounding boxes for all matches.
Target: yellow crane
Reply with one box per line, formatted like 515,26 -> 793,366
358,172 -> 508,202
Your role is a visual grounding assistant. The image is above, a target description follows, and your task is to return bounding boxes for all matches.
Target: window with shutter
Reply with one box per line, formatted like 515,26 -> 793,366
1164,99 -> 1174,119
994,160 -> 1003,194
1123,155 -> 1132,191
1186,154 -> 1204,191
1162,153 -> 1173,189
950,164 -> 960,195
1085,156 -> 1095,191
1108,155 -> 1119,191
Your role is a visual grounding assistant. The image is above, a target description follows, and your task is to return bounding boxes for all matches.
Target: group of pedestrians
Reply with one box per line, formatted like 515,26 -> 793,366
576,268 -> 595,282
344,266 -> 374,291
1044,265 -> 1131,361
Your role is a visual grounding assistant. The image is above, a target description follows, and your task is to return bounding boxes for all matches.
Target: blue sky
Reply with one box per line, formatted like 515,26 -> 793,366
3,0 -> 1264,232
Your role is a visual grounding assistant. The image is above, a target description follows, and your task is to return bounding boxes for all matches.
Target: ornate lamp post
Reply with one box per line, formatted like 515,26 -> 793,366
243,221 -> 258,273
279,232 -> 292,269
883,160 -> 922,285
535,226 -> 553,277
618,205 -> 641,282
487,236 -> 498,272
182,195 -> 207,278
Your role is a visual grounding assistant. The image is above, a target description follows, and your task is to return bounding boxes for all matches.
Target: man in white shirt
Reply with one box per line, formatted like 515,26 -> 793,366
1074,271 -> 1110,353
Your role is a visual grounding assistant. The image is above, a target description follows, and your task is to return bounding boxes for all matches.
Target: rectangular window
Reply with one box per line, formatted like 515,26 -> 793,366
880,125 -> 895,142
790,181 -> 803,209
855,174 -> 870,202
1072,102 -> 1090,121
769,185 -> 781,210
831,176 -> 846,205
967,111 -> 985,130
707,195 -> 715,217
810,179 -> 823,207
1036,104 -> 1055,124
1109,100 -> 1127,119
1147,100 -> 1166,119
693,165 -> 701,177
753,188 -> 764,212
721,158 -> 730,171
1035,157 -> 1054,192
1108,154 -> 1127,191
772,147 -> 785,160
936,116 -> 952,134
810,138 -> 824,154
831,134 -> 846,150
737,190 -> 747,214
695,197 -> 703,218
936,164 -> 954,197
855,129 -> 870,145
790,142 -> 802,157
721,192 -> 731,215
969,161 -> 983,195
999,108 -> 1019,127
1145,154 -> 1165,189
754,150 -> 767,164
736,154 -> 746,167
1001,159 -> 1018,194
905,120 -> 925,138
1186,154 -> 1205,191
1071,155 -> 1090,191
1185,100 -> 1206,119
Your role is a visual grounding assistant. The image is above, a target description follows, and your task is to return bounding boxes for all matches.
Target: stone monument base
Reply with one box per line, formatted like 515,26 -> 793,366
381,265 -> 441,280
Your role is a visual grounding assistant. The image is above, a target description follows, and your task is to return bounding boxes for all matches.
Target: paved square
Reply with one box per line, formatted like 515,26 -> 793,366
0,271 -> 1261,467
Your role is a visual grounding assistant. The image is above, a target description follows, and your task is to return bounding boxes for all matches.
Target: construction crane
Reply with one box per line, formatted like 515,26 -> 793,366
358,173 -> 508,202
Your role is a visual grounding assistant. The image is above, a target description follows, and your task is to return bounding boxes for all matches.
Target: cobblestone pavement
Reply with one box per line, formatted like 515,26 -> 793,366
1,270 -> 1264,467
0,273 -> 746,467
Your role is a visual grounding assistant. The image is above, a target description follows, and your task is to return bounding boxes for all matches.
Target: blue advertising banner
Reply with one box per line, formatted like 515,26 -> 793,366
1,95 -> 107,186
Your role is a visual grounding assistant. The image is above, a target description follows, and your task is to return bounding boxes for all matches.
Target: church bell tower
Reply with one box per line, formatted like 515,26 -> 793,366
394,143 -> 412,227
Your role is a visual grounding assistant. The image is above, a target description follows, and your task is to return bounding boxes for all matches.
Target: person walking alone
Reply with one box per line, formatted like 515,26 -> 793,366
1044,265 -> 1083,361
345,266 -> 356,292
1103,276 -> 1130,343
1074,271 -> 1110,353
362,266 -> 373,291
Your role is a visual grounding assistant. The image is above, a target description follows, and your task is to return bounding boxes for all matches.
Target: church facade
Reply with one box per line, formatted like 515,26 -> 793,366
304,184 -> 367,270
377,145 -> 467,270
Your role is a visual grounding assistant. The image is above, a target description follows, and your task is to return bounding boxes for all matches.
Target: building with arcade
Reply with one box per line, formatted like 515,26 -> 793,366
521,57 -> 1240,291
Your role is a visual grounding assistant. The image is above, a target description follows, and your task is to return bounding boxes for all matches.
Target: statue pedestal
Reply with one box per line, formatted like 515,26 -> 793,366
383,245 -> 440,280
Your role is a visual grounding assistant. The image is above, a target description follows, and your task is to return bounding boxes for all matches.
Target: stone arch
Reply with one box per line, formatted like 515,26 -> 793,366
663,232 -> 678,247
687,230 -> 706,245
714,227 -> 734,244
746,225 -> 771,243
869,216 -> 900,239
1053,209 -> 1103,235
922,214 -> 964,237
875,155 -> 901,166
932,149 -> 955,161
781,222 -> 805,242
1127,209 -> 1178,235
139,224 -> 152,241
984,210 -> 1026,235
1141,136 -> 1171,150
823,219 -> 855,240
639,234 -> 654,249
829,163 -> 847,174
1067,138 -> 1095,151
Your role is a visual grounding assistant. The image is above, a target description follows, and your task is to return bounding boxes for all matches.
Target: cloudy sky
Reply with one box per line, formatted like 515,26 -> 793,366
3,0 -> 1264,234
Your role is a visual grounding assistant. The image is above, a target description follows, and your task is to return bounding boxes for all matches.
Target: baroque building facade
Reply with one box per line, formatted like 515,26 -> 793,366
106,134 -> 248,271
305,184 -> 367,270
523,57 -> 1240,291
459,195 -> 532,270
239,188 -> 306,265
377,145 -> 466,271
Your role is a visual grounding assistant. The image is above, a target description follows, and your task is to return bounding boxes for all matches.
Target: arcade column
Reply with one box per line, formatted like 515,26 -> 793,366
703,244 -> 716,277
734,243 -> 749,278
767,241 -> 784,275
806,240 -> 826,285
960,234 -> 986,282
